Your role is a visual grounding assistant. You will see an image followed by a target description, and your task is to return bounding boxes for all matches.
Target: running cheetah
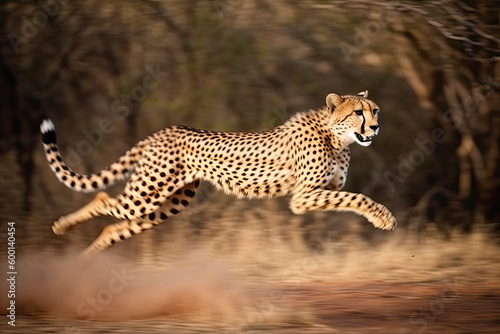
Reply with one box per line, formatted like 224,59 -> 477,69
40,91 -> 396,256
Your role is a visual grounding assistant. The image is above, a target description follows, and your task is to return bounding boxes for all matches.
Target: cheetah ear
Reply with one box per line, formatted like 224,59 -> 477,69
357,90 -> 369,98
326,93 -> 344,109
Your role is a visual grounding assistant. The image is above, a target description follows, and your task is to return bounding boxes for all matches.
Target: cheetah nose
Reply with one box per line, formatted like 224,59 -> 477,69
369,125 -> 379,131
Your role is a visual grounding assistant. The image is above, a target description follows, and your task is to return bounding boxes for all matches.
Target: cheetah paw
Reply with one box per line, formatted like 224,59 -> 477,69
52,221 -> 66,235
368,206 -> 397,231
381,214 -> 397,231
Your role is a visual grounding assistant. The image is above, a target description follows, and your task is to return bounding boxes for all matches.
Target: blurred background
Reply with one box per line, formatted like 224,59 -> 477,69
0,0 -> 499,332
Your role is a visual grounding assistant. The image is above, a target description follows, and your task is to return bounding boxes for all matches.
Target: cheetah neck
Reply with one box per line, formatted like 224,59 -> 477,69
283,107 -> 350,150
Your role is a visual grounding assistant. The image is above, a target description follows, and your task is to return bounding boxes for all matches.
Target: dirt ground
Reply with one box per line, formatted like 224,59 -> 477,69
289,281 -> 500,334
3,280 -> 499,334
1,200 -> 499,334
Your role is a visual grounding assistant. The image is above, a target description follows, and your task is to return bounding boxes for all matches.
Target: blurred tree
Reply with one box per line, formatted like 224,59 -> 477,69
0,0 -> 497,235
321,0 -> 499,230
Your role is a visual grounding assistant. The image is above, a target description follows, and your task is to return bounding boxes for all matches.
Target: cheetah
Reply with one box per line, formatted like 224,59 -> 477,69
40,91 -> 396,256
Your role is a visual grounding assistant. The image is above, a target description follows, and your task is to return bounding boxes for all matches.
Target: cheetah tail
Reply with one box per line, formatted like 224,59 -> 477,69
40,119 -> 144,192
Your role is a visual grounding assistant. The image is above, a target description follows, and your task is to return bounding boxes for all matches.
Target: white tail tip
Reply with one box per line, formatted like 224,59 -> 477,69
40,119 -> 55,133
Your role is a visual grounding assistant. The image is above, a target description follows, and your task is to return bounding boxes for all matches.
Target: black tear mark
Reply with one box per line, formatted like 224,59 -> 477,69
360,114 -> 366,134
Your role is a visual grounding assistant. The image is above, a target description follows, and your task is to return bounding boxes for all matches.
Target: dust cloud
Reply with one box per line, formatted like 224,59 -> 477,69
1,250 -> 249,321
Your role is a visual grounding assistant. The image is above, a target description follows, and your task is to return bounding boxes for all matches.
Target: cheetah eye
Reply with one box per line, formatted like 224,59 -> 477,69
354,110 -> 363,116
373,109 -> 379,115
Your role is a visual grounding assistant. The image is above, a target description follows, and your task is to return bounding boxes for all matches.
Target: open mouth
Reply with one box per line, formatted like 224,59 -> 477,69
354,132 -> 373,143
351,132 -> 375,147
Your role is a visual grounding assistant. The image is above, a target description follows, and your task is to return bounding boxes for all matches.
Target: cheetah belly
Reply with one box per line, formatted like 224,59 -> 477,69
201,162 -> 295,199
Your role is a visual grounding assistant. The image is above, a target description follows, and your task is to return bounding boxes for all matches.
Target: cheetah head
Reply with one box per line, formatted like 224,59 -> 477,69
326,91 -> 380,147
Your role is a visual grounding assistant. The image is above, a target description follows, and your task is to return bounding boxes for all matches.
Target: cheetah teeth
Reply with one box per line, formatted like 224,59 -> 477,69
354,132 -> 373,142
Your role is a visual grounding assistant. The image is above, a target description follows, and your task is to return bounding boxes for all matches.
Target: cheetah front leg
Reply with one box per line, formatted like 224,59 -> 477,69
81,181 -> 199,257
290,190 -> 397,230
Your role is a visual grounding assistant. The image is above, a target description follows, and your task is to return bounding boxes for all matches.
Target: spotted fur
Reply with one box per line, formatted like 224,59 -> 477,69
41,91 -> 396,256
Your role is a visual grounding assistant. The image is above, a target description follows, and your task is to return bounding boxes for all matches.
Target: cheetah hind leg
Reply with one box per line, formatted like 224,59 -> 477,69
81,181 -> 199,257
52,191 -> 115,235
